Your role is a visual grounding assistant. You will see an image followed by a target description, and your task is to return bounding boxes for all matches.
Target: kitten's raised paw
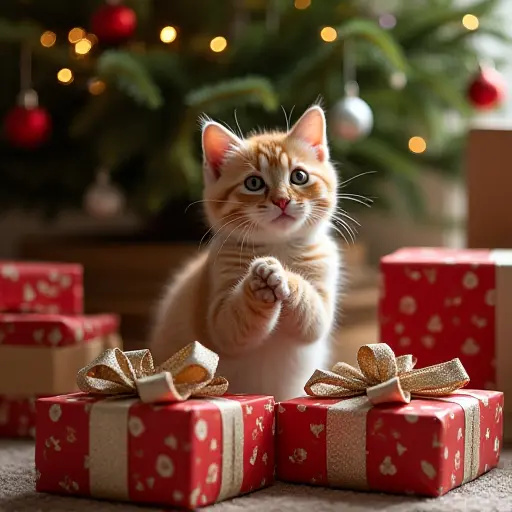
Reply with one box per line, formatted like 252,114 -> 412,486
248,257 -> 290,303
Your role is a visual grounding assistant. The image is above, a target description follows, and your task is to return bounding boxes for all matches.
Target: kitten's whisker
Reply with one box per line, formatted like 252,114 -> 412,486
214,220 -> 251,266
185,199 -> 244,213
199,212 -> 240,250
336,195 -> 373,208
332,210 -> 361,227
339,171 -> 376,189
233,109 -> 244,140
207,216 -> 244,248
332,218 -> 357,241
239,221 -> 253,268
337,192 -> 374,201
329,222 -> 351,245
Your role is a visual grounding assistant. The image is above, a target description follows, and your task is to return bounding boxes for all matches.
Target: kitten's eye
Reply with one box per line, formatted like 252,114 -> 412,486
290,168 -> 309,186
244,176 -> 266,192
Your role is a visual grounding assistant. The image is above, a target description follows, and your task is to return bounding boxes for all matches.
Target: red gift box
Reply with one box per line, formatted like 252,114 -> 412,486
276,390 -> 503,497
379,247 -> 512,437
0,261 -> 83,314
0,395 -> 37,438
0,313 -> 121,438
36,393 -> 275,509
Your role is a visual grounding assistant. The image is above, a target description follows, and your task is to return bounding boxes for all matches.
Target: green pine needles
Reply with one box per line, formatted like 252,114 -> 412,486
0,0 -> 508,224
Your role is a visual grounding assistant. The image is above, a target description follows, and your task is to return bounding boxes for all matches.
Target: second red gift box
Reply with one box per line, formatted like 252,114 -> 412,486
276,343 -> 504,497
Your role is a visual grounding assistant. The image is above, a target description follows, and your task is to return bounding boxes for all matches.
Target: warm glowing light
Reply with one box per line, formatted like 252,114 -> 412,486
57,68 -> 74,84
88,33 -> 98,46
160,26 -> 177,43
320,26 -> 337,43
68,27 -> 85,43
40,31 -> 56,48
88,79 -> 106,95
294,0 -> 311,9
75,38 -> 92,55
462,14 -> 479,30
408,136 -> 427,154
210,36 -> 227,53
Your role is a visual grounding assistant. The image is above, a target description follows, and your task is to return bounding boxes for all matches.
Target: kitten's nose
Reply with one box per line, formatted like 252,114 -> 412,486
272,198 -> 291,211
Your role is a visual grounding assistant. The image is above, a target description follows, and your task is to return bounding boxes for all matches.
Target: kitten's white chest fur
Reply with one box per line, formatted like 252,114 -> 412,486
217,236 -> 341,402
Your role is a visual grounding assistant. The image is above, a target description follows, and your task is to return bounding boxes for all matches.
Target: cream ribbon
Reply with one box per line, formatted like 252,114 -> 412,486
77,341 -> 229,403
88,397 -> 245,504
305,343 -> 469,405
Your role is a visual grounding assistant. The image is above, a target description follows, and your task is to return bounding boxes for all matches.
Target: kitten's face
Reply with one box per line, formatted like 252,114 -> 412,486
201,107 -> 337,244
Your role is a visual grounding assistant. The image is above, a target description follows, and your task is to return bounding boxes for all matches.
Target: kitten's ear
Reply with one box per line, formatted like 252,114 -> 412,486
287,106 -> 329,162
202,120 -> 242,182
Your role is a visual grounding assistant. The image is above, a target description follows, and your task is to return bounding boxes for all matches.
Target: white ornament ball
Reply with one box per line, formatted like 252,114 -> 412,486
330,96 -> 374,142
84,173 -> 125,219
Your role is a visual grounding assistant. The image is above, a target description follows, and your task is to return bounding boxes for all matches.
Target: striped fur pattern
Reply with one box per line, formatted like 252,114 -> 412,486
149,106 -> 342,401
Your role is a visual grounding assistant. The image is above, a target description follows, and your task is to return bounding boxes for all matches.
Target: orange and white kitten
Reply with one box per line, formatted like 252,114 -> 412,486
149,106 -> 341,401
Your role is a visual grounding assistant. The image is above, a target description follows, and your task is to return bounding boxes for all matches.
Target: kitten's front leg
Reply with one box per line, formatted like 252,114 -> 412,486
281,271 -> 333,343
208,257 -> 289,355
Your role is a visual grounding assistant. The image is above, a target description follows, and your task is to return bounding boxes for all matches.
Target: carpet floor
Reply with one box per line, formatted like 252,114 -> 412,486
0,440 -> 511,512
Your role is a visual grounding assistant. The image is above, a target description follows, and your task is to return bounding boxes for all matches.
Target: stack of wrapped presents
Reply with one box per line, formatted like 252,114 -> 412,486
0,260 -> 122,438
1,252 -> 506,509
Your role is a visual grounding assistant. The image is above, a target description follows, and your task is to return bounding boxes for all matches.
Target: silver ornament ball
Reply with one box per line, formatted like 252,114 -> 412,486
84,170 -> 125,219
330,96 -> 374,142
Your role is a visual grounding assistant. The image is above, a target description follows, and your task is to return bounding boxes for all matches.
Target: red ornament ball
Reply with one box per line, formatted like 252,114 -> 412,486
4,106 -> 52,148
467,67 -> 506,110
91,4 -> 137,45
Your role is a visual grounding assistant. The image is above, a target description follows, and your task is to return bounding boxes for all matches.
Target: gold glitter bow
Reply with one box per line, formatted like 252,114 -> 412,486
304,343 -> 469,405
76,341 -> 229,403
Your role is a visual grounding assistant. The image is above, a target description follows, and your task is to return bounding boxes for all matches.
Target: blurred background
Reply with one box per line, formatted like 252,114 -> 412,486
0,0 -> 510,347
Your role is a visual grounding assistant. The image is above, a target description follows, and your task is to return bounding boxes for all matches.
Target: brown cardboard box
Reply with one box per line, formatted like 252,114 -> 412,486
467,127 -> 512,248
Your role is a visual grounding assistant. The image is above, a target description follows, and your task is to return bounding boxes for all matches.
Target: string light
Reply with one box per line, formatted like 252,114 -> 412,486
294,0 -> 311,9
57,68 -> 74,85
462,14 -> 479,30
88,79 -> 106,95
320,26 -> 337,43
160,26 -> 177,43
210,36 -> 228,53
75,38 -> 92,55
408,136 -> 427,154
40,31 -> 56,48
68,27 -> 85,44
88,33 -> 98,46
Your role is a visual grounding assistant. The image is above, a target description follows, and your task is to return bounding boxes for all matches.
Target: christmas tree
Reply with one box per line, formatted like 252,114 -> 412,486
0,0 -> 507,239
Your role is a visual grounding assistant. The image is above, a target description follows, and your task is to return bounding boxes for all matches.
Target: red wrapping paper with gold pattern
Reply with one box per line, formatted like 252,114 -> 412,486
36,393 -> 275,509
276,390 -> 503,497
379,247 -> 512,439
0,261 -> 83,314
0,314 -> 121,438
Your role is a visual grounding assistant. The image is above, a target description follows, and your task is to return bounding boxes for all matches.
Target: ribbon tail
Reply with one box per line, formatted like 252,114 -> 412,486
366,377 -> 411,405
193,377 -> 229,397
136,372 -> 189,403
401,358 -> 470,397
304,368 -> 367,398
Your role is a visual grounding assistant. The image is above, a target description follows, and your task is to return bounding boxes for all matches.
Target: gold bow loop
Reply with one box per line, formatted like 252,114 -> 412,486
76,341 -> 229,403
304,343 -> 470,405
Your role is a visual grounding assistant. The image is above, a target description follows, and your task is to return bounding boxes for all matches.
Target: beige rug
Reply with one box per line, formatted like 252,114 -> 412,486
0,440 -> 511,512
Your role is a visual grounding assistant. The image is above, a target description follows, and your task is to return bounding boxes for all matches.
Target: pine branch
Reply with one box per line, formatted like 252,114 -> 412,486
278,18 -> 408,99
97,50 -> 163,110
396,0 -> 502,47
185,76 -> 279,114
